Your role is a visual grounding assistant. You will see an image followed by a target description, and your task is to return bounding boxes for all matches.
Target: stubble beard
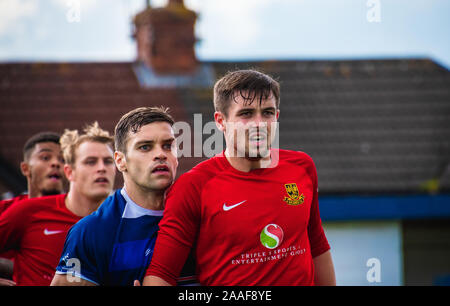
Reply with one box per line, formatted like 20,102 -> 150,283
40,188 -> 62,196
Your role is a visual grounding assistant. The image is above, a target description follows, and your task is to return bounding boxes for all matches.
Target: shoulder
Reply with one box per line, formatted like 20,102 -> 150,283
173,156 -> 223,189
278,149 -> 317,175
165,157 -> 224,205
279,149 -> 315,166
188,156 -> 224,178
0,195 -> 26,214
63,192 -> 122,261
71,190 -> 123,234
0,194 -> 28,206
4,194 -> 64,214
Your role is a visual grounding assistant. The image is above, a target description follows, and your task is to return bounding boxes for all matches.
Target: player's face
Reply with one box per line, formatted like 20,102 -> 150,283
22,142 -> 65,197
216,92 -> 279,159
119,121 -> 178,192
68,141 -> 116,202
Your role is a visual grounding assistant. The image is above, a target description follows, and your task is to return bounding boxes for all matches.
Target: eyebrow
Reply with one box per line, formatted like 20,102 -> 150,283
36,148 -> 55,154
237,108 -> 256,113
135,140 -> 154,146
135,137 -> 175,146
162,137 -> 176,142
237,106 -> 276,113
84,156 -> 114,159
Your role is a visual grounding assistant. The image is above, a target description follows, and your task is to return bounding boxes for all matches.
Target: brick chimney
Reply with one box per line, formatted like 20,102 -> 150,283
133,0 -> 198,74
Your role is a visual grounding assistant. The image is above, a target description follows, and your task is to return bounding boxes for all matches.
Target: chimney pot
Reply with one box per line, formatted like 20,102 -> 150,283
134,0 -> 198,75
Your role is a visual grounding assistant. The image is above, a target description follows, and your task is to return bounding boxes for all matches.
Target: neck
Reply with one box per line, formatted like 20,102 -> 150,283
123,180 -> 165,211
27,182 -> 39,198
28,189 -> 38,199
224,148 -> 272,172
65,186 -> 105,217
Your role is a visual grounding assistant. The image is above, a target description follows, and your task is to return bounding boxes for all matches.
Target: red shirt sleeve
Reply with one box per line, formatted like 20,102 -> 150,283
0,194 -> 28,216
0,200 -> 30,252
305,155 -> 331,258
0,200 -> 11,216
146,172 -> 202,285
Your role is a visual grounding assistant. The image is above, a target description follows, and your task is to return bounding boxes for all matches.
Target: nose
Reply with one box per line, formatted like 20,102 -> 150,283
96,160 -> 107,173
249,113 -> 268,131
251,112 -> 266,125
154,145 -> 168,161
51,156 -> 62,169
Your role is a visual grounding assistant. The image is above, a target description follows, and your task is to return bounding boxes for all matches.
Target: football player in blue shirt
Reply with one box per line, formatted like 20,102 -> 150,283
51,107 -> 193,286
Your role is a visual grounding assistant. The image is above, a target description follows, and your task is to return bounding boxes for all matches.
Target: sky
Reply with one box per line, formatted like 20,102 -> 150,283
0,0 -> 449,69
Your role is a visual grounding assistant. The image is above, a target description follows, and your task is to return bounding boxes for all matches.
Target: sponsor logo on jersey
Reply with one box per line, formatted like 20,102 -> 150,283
283,183 -> 304,205
223,200 -> 247,211
260,224 -> 284,249
43,229 -> 64,235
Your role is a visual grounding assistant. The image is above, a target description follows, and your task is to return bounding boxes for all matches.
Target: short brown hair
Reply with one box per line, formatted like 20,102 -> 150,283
114,106 -> 174,154
213,69 -> 280,116
60,122 -> 114,165
23,132 -> 61,161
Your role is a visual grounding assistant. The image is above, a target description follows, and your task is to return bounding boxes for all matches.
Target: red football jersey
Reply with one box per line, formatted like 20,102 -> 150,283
0,194 -> 81,286
147,149 -> 330,285
0,194 -> 28,260
0,194 -> 28,215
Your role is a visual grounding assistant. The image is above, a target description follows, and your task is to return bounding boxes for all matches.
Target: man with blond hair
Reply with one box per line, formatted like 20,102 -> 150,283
0,122 -> 116,285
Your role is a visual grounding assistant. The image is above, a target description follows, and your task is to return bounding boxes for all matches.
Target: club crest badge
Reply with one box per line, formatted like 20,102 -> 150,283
283,183 -> 304,206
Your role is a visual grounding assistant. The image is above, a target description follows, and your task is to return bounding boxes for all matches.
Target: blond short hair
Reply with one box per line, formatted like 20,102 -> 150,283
60,122 -> 114,165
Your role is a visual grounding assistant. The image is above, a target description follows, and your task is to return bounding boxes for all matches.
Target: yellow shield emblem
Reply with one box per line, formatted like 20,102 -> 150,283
285,183 -> 300,199
283,183 -> 304,205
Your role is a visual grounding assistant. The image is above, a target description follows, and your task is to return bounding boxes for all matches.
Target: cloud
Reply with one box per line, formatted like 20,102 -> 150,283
0,0 -> 37,36
195,0 -> 272,48
50,0 -> 98,12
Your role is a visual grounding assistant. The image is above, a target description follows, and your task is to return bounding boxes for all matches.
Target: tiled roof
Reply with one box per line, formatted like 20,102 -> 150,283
1,58 -> 449,195
181,59 -> 450,194
0,62 -> 188,191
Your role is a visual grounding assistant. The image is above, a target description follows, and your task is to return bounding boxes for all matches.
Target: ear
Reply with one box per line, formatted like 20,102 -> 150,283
276,109 -> 280,120
114,151 -> 127,172
214,111 -> 226,132
20,161 -> 30,177
64,164 -> 74,182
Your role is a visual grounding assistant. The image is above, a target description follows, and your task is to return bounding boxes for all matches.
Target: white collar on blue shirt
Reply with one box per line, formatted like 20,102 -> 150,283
120,188 -> 164,219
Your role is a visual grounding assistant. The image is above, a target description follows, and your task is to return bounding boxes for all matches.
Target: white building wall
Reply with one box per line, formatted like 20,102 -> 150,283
322,220 -> 403,286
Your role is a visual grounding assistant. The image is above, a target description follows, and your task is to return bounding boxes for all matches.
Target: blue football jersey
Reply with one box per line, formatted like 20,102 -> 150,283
55,188 -> 165,286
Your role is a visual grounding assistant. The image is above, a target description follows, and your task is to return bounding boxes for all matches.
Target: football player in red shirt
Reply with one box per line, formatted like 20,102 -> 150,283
0,131 -> 65,215
144,69 -> 336,286
0,122 -> 116,286
0,132 -> 65,286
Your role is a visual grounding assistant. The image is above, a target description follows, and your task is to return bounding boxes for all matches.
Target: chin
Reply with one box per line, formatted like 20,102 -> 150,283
89,193 -> 110,203
41,188 -> 63,196
152,180 -> 173,192
89,189 -> 112,201
245,150 -> 267,159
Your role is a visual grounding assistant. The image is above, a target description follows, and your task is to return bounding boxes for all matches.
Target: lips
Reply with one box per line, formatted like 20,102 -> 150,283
94,177 -> 109,184
47,172 -> 62,181
151,164 -> 169,174
248,127 -> 268,141
248,131 -> 268,143
249,134 -> 267,141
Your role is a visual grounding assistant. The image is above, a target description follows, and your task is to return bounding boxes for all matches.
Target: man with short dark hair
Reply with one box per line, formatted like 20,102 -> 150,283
144,69 -> 336,286
51,107 -> 188,286
0,131 -> 65,286
0,123 -> 116,285
0,131 -> 65,215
